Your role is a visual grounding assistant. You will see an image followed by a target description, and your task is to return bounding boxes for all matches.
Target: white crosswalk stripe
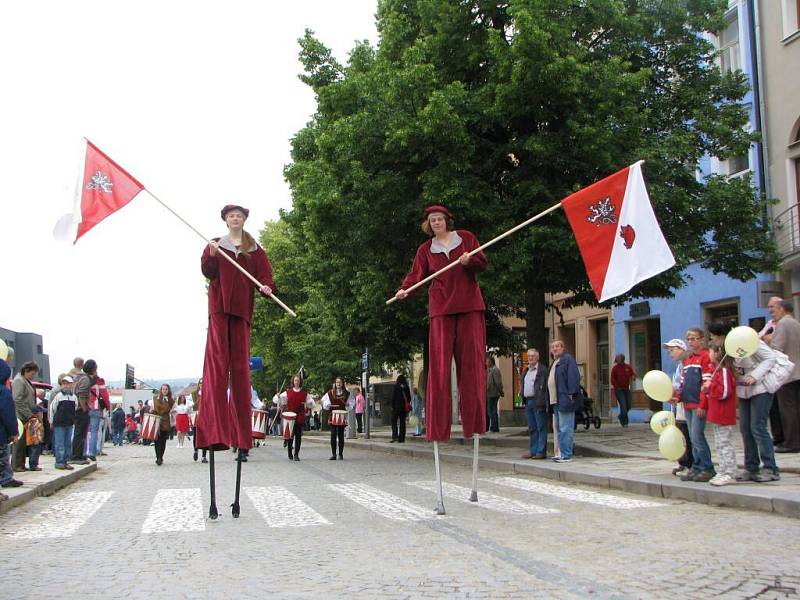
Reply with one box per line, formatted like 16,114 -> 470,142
329,483 -> 433,521
485,476 -> 664,509
9,491 -> 114,539
406,481 -> 559,515
141,489 -> 205,533
245,486 -> 330,527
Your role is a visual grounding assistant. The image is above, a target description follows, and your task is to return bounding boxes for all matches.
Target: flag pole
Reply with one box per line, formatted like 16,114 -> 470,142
386,201 -> 563,304
145,191 -> 297,318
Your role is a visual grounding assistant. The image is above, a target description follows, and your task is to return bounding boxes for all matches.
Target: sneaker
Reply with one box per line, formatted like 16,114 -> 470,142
693,471 -> 715,483
553,457 -> 573,463
754,469 -> 780,482
294,456 -> 300,461
533,454 -> 546,460
64,464 -> 74,470
775,446 -> 800,453
735,470 -> 757,482
98,452 -> 108,456
709,474 -> 734,486
680,471 -> 698,482
338,454 -> 343,460
54,464 -> 67,470
28,466 -> 42,472
672,467 -> 688,477
201,457 -> 208,463
69,459 -> 90,465
1,479 -> 23,488
521,452 -> 533,459
88,456 -> 96,462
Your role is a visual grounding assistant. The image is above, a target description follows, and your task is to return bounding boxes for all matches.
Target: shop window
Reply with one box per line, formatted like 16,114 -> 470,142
704,301 -> 740,330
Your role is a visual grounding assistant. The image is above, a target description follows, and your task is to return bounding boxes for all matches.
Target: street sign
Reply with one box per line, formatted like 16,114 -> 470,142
361,351 -> 369,371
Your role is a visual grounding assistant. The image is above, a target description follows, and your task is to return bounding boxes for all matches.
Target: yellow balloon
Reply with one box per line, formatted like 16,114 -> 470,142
725,326 -> 759,359
642,370 -> 673,402
0,339 -> 8,361
17,419 -> 24,439
409,415 -> 419,428
658,424 -> 686,461
650,410 -> 676,435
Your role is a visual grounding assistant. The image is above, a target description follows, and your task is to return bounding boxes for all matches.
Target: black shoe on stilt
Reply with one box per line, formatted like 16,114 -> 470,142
231,449 -> 244,519
208,450 -> 218,520
329,455 -> 337,460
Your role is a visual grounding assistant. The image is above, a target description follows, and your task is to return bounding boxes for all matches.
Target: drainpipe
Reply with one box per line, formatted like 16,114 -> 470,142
747,0 -> 770,209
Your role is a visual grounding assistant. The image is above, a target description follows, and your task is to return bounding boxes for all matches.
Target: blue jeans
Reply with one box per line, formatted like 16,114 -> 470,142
615,389 -> 631,426
27,443 -> 42,469
53,425 -> 73,466
739,393 -> 778,473
525,399 -> 548,456
555,411 -> 575,459
112,428 -> 124,446
685,408 -> 713,473
0,443 -> 13,485
88,409 -> 102,457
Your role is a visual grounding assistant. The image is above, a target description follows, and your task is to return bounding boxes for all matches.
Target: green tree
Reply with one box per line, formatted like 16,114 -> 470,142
263,0 -> 777,374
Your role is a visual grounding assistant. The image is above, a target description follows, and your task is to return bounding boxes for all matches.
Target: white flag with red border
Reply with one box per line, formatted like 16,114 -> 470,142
561,162 -> 675,302
53,140 -> 144,244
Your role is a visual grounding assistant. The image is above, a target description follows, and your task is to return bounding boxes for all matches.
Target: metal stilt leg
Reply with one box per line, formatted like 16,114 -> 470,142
469,435 -> 480,502
208,449 -> 218,520
433,441 -> 446,515
231,449 -> 243,518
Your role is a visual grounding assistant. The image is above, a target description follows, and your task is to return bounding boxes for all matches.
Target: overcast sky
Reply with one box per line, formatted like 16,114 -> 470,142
0,0 -> 379,382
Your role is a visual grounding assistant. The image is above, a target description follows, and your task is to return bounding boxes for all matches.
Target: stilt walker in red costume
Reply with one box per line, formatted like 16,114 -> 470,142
394,205 -> 487,515
197,204 -> 276,519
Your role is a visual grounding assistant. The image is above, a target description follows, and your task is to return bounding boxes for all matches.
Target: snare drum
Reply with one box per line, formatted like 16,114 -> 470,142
141,413 -> 162,441
329,409 -> 347,427
281,411 -> 297,439
251,409 -> 268,439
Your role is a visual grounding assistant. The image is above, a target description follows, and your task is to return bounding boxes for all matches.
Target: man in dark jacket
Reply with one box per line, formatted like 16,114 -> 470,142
0,359 -> 23,490
70,359 -> 98,464
520,349 -> 549,459
485,356 -> 504,433
548,340 -> 582,463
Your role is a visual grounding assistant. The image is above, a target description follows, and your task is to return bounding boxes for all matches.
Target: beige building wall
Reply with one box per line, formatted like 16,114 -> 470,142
760,1 -> 800,301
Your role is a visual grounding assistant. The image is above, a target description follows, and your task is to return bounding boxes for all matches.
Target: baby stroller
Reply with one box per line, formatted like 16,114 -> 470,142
574,386 -> 602,430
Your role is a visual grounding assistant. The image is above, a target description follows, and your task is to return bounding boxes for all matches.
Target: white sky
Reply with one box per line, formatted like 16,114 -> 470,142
0,0 -> 379,382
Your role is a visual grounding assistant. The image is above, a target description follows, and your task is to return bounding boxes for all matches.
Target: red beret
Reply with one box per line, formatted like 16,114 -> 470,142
423,204 -> 454,220
221,204 -> 250,220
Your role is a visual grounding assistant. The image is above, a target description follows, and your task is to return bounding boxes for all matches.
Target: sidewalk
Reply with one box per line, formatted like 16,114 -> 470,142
0,460 -> 97,515
304,422 -> 800,519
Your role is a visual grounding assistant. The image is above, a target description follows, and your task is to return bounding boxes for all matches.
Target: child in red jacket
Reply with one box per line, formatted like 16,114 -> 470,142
700,345 -> 738,486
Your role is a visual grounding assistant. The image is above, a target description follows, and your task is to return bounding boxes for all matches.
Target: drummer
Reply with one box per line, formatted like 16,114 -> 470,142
285,375 -> 308,461
326,376 -> 350,460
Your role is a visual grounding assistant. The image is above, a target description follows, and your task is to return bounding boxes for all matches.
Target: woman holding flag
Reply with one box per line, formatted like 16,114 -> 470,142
197,204 -> 277,518
394,205 -> 488,514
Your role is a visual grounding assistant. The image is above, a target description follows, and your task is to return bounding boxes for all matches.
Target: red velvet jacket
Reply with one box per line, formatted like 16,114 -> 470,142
286,388 -> 307,425
201,238 -> 276,322
400,230 -> 487,318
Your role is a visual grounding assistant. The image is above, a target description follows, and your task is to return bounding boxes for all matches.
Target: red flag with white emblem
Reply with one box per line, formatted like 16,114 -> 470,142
561,162 -> 675,302
53,140 -> 144,243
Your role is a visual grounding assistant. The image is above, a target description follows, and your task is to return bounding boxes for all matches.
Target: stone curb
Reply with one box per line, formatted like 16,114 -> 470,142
354,430 -> 800,475
0,463 -> 97,515
304,436 -> 800,519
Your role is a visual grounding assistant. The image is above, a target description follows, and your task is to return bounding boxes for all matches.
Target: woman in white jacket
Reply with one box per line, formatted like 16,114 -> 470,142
709,322 -> 780,482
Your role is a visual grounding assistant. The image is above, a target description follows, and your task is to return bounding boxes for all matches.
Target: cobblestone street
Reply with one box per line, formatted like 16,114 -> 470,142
2,440 -> 800,599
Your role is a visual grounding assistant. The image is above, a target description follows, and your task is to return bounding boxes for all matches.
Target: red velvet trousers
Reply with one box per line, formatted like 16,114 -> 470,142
426,311 -> 487,441
196,313 -> 253,451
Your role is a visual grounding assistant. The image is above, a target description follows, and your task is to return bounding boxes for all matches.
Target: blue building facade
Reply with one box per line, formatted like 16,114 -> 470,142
612,0 -> 774,413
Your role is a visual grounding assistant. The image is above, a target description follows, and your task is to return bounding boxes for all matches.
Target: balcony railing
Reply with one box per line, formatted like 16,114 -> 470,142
773,203 -> 800,259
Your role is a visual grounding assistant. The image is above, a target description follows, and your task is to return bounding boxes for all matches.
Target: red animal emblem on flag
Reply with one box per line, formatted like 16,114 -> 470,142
620,224 -> 636,249
586,197 -> 618,226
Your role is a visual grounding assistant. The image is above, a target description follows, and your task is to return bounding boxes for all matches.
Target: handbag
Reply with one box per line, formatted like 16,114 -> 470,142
762,349 -> 795,394
25,417 -> 43,445
404,399 -> 412,413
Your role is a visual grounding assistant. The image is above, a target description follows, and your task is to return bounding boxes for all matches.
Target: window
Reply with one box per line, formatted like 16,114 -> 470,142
704,301 -> 740,331
718,10 -> 740,74
781,0 -> 800,39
